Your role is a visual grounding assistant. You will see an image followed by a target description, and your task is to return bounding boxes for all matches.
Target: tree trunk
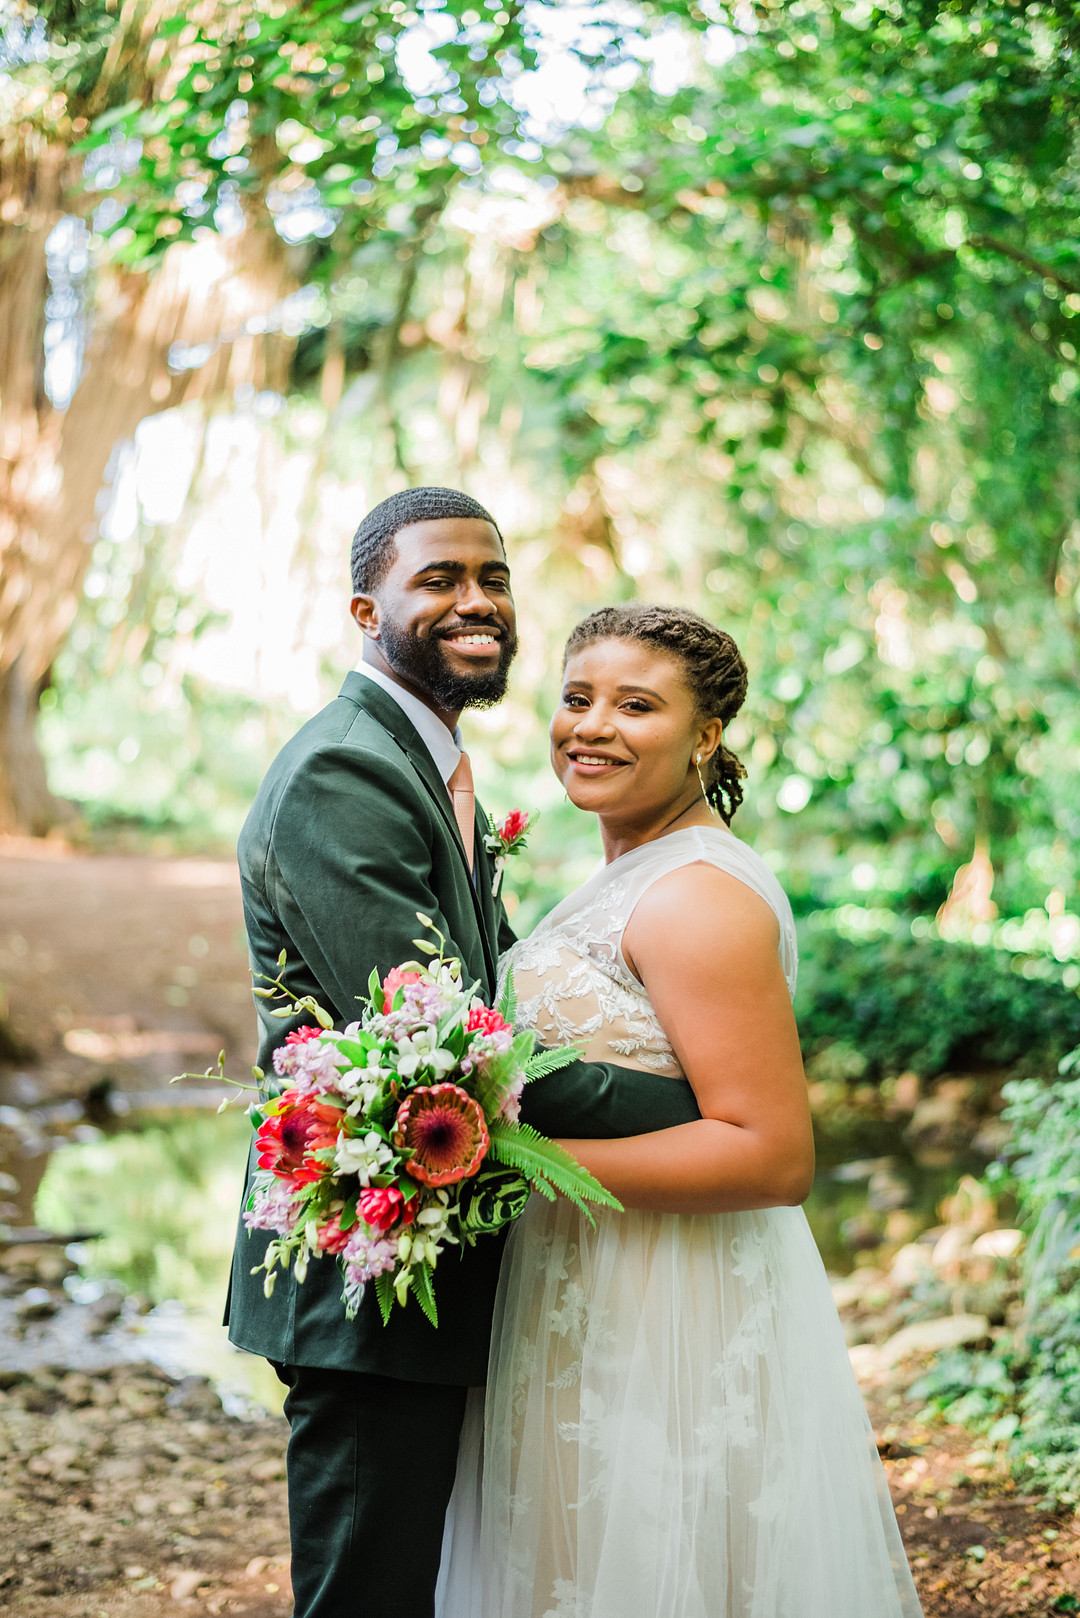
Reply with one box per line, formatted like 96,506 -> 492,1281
0,657 -> 73,837
0,137 -> 294,832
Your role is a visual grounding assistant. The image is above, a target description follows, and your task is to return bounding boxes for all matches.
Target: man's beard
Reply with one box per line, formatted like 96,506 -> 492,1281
379,619 -> 518,711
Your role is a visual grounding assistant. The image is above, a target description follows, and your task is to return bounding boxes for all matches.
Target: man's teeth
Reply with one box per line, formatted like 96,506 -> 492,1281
451,634 -> 497,645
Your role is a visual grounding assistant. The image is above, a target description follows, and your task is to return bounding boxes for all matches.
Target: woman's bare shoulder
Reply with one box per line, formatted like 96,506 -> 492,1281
625,860 -> 781,961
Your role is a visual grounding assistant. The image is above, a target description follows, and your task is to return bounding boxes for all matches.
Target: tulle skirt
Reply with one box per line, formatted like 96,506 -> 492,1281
436,1197 -> 923,1618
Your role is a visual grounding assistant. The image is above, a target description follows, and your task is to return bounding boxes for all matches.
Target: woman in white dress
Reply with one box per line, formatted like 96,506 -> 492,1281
437,603 -> 923,1618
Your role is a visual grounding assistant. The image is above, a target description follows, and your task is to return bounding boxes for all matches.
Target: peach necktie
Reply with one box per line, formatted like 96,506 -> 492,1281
447,749 -> 475,870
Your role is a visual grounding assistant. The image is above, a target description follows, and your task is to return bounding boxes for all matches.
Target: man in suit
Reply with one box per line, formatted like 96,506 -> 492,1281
226,486 -> 701,1618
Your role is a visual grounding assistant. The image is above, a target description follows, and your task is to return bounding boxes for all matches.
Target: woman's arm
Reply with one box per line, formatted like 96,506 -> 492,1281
556,862 -> 814,1214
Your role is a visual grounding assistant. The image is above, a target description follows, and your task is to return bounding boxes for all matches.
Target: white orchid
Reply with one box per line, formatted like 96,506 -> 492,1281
334,1130 -> 395,1184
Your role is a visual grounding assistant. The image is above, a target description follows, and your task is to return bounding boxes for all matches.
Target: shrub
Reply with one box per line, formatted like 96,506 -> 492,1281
796,931 -> 1080,1082
988,1053 -> 1080,1502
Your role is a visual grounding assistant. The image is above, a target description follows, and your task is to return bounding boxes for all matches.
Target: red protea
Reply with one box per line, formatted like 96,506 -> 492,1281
358,1185 -> 417,1232
381,966 -> 423,1013
393,1083 -> 490,1187
256,1091 -> 344,1186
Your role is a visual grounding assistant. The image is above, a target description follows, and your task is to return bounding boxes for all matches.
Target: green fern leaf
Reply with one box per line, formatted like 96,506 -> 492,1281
488,1119 -> 623,1215
373,1270 -> 395,1327
524,1044 -> 583,1082
411,1261 -> 439,1329
498,969 -> 518,1030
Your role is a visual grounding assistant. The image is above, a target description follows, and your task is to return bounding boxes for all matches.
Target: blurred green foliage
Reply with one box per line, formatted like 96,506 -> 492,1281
796,932 -> 1080,1082
15,0 -> 1076,932
979,1054 -> 1080,1503
35,1110 -> 253,1306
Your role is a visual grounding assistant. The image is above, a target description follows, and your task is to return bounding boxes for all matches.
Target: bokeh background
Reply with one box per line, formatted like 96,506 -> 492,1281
3,2 -> 1080,1596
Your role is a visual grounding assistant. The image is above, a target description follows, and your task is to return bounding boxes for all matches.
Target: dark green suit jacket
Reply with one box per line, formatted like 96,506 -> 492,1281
225,672 -> 700,1385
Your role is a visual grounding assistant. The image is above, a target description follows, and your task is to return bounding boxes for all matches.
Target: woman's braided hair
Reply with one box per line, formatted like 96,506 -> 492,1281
563,603 -> 749,823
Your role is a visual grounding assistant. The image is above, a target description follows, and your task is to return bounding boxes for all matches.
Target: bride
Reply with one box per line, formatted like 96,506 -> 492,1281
437,603 -> 923,1618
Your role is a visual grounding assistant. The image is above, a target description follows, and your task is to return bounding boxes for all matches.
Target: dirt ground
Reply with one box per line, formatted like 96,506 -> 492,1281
2,840 -> 1078,1617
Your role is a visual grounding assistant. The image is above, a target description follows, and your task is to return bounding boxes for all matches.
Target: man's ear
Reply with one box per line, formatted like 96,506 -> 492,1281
351,593 -> 379,638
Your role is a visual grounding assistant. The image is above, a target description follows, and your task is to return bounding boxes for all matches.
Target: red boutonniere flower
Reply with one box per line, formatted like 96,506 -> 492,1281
483,808 -> 537,899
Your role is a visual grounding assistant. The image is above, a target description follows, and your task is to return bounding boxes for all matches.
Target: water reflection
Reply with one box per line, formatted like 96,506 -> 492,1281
31,1107 -> 285,1413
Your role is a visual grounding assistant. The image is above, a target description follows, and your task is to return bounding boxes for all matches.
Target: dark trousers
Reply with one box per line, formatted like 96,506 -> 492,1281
273,1364 -> 469,1618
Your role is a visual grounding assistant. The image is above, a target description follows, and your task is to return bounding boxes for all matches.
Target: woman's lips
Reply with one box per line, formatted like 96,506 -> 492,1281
566,752 -> 630,775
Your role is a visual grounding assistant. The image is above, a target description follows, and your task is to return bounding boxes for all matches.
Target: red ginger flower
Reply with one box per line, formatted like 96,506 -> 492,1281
358,1185 -> 417,1232
285,1025 -> 324,1046
381,966 -> 423,1014
317,1211 -> 353,1254
497,809 -> 530,844
256,1091 -> 344,1186
466,1005 -> 512,1037
394,1083 -> 489,1187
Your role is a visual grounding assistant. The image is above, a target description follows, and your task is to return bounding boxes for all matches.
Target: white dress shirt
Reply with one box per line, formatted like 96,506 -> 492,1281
352,660 -> 462,786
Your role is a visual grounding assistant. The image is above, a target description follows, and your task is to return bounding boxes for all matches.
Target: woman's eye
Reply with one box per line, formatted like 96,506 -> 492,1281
622,700 -> 650,713
562,693 -> 588,708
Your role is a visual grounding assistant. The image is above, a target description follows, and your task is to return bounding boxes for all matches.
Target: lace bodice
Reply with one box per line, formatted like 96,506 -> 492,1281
499,826 -> 798,1078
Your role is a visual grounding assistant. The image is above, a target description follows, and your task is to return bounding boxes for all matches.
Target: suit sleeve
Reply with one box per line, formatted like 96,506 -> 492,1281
267,744 -> 469,1018
519,1056 -> 702,1138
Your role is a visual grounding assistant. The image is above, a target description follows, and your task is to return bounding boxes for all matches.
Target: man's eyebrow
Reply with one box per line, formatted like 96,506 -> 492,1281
411,559 -> 510,577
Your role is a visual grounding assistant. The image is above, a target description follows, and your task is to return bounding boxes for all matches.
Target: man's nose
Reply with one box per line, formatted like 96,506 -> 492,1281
456,579 -> 497,616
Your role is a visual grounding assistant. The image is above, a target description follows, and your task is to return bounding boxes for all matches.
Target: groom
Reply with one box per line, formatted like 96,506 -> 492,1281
225,487 -> 701,1618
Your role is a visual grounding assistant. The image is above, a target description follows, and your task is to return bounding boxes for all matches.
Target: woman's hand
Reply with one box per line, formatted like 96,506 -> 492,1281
557,862 -> 814,1215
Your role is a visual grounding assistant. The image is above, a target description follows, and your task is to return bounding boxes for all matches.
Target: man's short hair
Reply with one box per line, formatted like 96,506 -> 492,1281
350,487 -> 502,594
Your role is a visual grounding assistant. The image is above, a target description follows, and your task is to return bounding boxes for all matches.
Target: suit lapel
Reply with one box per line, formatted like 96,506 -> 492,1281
339,672 -> 498,990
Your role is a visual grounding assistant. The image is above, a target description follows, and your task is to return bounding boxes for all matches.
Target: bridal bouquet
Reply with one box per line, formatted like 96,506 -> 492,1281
228,917 -> 619,1326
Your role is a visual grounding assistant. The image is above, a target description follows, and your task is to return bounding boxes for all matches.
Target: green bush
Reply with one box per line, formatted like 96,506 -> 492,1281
795,932 -> 1080,1082
987,1055 -> 1080,1503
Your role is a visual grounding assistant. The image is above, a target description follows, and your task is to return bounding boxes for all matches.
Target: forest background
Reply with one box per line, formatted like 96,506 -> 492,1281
3,0 -> 1080,1521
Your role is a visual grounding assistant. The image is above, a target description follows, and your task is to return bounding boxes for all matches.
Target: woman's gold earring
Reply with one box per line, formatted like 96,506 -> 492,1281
695,752 -> 709,801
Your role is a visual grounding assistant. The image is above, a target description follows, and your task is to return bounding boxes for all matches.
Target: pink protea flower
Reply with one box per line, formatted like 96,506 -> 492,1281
358,1185 -> 417,1232
394,1083 -> 490,1187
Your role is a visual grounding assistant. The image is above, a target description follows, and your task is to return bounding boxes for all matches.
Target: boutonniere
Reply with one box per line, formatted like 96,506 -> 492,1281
484,808 -> 537,899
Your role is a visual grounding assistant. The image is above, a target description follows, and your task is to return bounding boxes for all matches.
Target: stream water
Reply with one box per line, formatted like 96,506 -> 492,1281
2,1097 -> 987,1416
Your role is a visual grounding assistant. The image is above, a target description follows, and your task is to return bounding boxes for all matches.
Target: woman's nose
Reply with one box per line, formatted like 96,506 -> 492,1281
573,708 -> 616,739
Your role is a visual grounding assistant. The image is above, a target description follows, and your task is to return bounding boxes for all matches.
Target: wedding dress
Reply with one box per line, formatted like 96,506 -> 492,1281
436,826 -> 923,1618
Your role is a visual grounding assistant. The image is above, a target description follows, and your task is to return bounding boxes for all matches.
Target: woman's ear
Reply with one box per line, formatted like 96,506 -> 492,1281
696,717 -> 725,765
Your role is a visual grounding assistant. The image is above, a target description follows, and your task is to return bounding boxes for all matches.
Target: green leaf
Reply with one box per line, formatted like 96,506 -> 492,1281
524,1044 -> 584,1083
374,1270 -> 395,1326
488,1119 -> 623,1215
368,966 -> 382,1007
411,1261 -> 439,1328
498,969 -> 518,1030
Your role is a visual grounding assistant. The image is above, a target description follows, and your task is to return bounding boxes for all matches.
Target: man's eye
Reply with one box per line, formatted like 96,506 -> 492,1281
484,577 -> 510,592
